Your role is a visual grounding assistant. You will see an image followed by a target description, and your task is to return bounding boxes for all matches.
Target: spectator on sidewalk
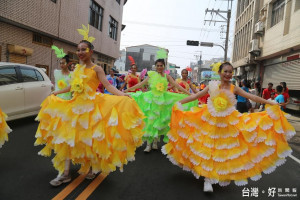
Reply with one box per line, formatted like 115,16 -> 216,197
249,82 -> 261,112
261,82 -> 275,111
236,80 -> 249,113
275,85 -> 285,110
280,82 -> 290,111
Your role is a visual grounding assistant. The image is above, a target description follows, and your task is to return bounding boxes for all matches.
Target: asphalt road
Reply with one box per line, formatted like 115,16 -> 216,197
0,116 -> 299,200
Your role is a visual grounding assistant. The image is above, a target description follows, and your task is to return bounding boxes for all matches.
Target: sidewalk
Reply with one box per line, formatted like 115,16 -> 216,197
287,114 -> 300,159
287,114 -> 300,132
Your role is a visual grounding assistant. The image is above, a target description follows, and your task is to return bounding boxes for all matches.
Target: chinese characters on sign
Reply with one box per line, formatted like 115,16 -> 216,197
242,187 -> 298,198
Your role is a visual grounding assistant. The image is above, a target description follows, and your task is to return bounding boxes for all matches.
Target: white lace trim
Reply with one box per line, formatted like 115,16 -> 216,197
190,146 -> 210,160
189,157 -> 200,165
234,180 -> 248,186
178,131 -> 188,139
252,148 -> 275,163
250,174 -> 262,181
92,130 -> 105,141
266,107 -> 280,120
219,181 -> 231,187
215,141 -> 239,150
201,164 -> 213,172
278,149 -> 292,158
217,170 -> 230,175
185,120 -> 201,129
168,134 -> 178,142
286,130 -> 296,140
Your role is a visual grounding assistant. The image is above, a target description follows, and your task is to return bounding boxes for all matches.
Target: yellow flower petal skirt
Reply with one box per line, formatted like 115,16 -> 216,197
162,81 -> 295,186
35,65 -> 145,175
0,108 -> 11,148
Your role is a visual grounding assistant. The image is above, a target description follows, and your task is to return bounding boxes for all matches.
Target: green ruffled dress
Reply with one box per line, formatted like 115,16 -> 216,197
54,70 -> 72,100
130,71 -> 197,143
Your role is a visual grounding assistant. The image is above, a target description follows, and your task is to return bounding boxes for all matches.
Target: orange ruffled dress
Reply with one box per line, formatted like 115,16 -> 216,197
35,64 -> 145,175
0,108 -> 11,148
162,80 -> 295,186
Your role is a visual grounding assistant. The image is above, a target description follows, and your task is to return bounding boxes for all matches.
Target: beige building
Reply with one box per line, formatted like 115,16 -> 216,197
0,0 -> 127,80
232,0 -> 300,94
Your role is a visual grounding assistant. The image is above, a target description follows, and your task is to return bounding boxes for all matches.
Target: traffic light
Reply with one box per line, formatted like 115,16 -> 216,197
186,40 -> 199,46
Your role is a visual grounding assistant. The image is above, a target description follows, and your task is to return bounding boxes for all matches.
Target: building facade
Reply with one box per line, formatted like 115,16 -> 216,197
125,44 -> 169,72
0,0 -> 127,80
232,0 -> 300,97
114,49 -> 126,72
231,0 -> 262,80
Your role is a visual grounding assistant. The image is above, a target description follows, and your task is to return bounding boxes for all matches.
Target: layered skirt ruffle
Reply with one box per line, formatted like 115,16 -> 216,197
130,91 -> 197,143
0,109 -> 11,148
162,104 -> 295,186
35,93 -> 145,175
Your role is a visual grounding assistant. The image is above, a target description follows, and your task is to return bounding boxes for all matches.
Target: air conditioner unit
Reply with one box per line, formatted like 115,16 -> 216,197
249,39 -> 260,53
255,21 -> 264,34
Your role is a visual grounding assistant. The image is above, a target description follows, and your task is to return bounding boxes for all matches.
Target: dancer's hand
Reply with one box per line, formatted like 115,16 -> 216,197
121,93 -> 131,98
268,100 -> 277,106
51,91 -> 58,96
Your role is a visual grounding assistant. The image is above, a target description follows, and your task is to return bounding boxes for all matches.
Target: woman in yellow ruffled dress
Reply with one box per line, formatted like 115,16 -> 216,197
0,107 -> 11,148
162,62 -> 295,192
35,25 -> 145,186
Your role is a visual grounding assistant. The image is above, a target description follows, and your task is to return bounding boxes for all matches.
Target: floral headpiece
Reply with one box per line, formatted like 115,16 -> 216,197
77,24 -> 95,43
156,48 -> 168,59
51,45 -> 66,58
210,62 -> 222,74
128,56 -> 136,66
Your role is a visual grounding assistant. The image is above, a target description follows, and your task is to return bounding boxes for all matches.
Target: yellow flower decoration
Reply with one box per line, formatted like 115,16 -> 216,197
156,83 -> 165,92
210,62 -> 222,74
57,79 -> 67,90
71,78 -> 84,93
213,96 -> 228,112
77,24 -> 95,43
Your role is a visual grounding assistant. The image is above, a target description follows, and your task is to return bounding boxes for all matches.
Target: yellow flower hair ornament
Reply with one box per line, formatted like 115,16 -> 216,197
77,24 -> 95,43
210,62 -> 222,74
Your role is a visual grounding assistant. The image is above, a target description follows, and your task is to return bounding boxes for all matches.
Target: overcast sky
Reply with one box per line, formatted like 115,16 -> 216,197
121,0 -> 237,70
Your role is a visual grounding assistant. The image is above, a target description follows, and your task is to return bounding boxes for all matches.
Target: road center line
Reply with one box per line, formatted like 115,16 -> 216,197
52,174 -> 86,200
75,173 -> 107,200
289,155 -> 300,165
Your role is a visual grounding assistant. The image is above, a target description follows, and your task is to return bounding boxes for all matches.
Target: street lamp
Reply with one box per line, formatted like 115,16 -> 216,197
200,42 -> 226,61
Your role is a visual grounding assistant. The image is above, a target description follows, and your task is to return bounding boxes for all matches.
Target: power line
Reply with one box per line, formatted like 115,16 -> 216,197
124,20 -> 220,31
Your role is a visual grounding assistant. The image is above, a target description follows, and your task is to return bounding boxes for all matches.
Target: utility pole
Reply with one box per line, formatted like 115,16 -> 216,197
204,0 -> 233,62
195,51 -> 202,83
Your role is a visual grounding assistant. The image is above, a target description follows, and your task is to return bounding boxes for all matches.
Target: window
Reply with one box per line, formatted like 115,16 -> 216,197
33,33 -> 52,47
89,0 -> 104,31
20,68 -> 40,82
116,0 -> 120,4
36,64 -> 49,76
271,0 -> 285,27
109,16 -> 118,41
36,70 -> 44,81
0,67 -> 18,85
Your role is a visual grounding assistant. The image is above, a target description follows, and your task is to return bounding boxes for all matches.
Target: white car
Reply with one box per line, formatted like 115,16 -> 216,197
286,96 -> 300,112
0,62 -> 53,121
